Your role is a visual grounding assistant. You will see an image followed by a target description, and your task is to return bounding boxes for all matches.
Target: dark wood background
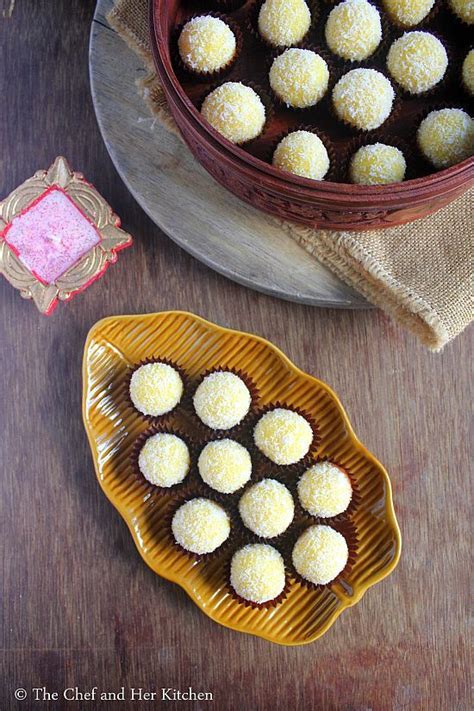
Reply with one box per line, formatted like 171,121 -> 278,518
1,2 -> 471,709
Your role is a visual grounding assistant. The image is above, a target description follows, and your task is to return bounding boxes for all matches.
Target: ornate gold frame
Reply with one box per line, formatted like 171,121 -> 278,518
0,157 -> 132,314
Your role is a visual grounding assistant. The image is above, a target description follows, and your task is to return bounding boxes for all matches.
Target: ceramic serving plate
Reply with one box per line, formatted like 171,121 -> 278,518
82,311 -> 401,645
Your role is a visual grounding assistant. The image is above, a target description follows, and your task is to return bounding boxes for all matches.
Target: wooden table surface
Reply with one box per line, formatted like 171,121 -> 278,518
1,2 -> 471,709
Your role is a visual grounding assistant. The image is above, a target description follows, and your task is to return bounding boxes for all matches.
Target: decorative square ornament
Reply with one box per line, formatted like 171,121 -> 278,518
0,157 -> 132,314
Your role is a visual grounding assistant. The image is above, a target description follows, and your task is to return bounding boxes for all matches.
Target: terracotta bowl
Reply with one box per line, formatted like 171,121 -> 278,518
150,0 -> 474,231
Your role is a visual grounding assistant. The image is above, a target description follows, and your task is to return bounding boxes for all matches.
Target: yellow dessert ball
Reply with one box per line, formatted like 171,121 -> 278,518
254,408 -> 313,465
382,0 -> 435,27
230,544 -> 286,603
198,439 -> 252,494
349,143 -> 407,185
269,49 -> 329,108
178,16 -> 236,74
448,0 -> 474,24
129,362 -> 183,417
333,69 -> 394,131
138,433 -> 190,487
273,131 -> 330,180
201,82 -> 266,144
462,50 -> 474,95
193,371 -> 251,430
239,479 -> 294,538
417,109 -> 474,168
325,0 -> 382,62
258,0 -> 311,48
297,462 -> 352,517
387,32 -> 448,95
292,525 -> 348,585
172,498 -> 230,554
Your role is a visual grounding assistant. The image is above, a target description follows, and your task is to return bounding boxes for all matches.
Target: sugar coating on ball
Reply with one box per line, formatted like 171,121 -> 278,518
254,408 -> 313,465
201,82 -> 266,144
292,525 -> 349,585
258,0 -> 311,48
193,371 -> 252,430
138,433 -> 190,487
230,544 -> 286,603
448,0 -> 474,24
198,439 -> 252,494
325,0 -> 382,61
178,16 -> 236,74
333,69 -> 394,131
273,131 -> 330,180
269,49 -> 329,109
129,362 -> 183,417
239,479 -> 294,538
382,0 -> 435,27
417,109 -> 474,168
297,462 -> 352,518
462,50 -> 474,95
387,32 -> 448,94
350,143 -> 407,185
172,498 -> 230,554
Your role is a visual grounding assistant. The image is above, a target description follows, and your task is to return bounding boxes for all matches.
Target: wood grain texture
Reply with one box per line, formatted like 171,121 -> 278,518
90,0 -> 367,309
0,2 -> 471,710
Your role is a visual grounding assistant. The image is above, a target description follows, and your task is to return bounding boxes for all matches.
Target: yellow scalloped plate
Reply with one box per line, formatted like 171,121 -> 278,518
82,311 -> 401,645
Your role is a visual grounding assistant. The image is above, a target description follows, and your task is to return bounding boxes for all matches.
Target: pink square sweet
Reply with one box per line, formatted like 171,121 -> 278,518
4,186 -> 101,284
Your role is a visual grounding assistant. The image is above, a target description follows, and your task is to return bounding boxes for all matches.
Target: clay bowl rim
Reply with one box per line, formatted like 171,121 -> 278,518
150,0 -> 474,202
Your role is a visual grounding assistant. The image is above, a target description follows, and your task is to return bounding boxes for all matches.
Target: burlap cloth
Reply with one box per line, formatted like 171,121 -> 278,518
108,0 -> 474,350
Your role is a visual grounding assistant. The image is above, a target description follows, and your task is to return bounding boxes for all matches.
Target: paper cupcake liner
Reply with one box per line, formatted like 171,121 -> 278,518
129,423 -> 199,496
324,9 -> 392,70
226,542 -> 291,609
207,0 -> 248,12
246,443 -> 306,485
164,491 -> 239,562
196,476 -> 245,508
191,478 -> 240,505
386,31 -> 454,99
194,462 -> 248,505
330,74 -> 402,135
194,436 -> 256,503
413,101 -> 470,172
123,357 -> 190,426
380,0 -> 441,30
171,12 -> 243,84
446,1 -> 474,29
284,518 -> 359,592
232,478 -> 297,545
198,80 -> 274,144
188,366 -> 260,437
247,454 -> 296,482
461,48 -> 474,96
191,421 -> 256,451
267,123 -> 339,181
247,0 -> 319,50
244,82 -> 274,142
454,44 -> 474,99
250,402 -> 321,470
266,44 -> 336,115
290,456 -> 362,525
342,132 -> 416,183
